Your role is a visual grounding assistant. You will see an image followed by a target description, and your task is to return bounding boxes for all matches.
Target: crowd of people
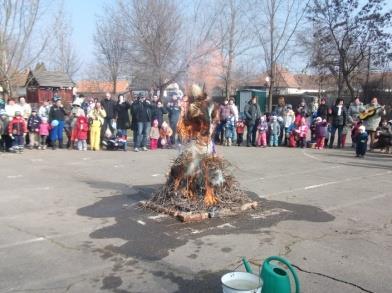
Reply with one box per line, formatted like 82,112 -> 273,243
0,93 -> 391,158
233,95 -> 391,158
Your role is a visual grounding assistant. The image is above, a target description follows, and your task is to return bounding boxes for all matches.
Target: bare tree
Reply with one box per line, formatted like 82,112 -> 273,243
216,0 -> 257,99
307,0 -> 392,99
253,0 -> 310,110
0,0 -> 52,96
49,8 -> 81,80
94,6 -> 128,94
117,0 -> 222,97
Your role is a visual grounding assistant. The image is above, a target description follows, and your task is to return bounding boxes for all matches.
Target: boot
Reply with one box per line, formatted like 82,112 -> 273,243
228,138 -> 232,146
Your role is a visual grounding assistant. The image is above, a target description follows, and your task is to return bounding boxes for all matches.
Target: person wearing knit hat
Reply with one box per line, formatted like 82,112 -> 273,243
8,109 -> 27,152
356,125 -> 368,158
27,108 -> 42,149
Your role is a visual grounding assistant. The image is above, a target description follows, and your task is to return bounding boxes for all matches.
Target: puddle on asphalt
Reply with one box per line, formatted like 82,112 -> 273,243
77,183 -> 334,262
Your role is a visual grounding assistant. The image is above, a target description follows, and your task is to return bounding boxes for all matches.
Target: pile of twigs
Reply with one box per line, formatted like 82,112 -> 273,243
149,149 -> 252,212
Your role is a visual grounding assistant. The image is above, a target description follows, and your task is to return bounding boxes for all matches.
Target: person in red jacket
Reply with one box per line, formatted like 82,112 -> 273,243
74,115 -> 89,151
8,111 -> 27,152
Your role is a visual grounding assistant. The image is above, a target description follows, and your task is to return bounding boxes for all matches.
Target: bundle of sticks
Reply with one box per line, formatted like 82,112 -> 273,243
149,147 -> 252,212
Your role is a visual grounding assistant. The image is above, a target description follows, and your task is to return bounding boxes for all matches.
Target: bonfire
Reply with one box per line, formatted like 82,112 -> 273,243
146,84 -> 254,218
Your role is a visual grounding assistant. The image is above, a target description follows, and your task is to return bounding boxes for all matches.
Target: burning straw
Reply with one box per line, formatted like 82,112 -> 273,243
148,143 -> 253,213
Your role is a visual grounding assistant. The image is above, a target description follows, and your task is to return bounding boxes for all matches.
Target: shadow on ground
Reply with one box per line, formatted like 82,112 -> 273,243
77,182 -> 334,261
77,181 -> 334,292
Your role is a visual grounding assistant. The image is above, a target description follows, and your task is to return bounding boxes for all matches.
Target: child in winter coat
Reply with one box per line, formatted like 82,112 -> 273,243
236,119 -> 245,146
375,120 -> 392,153
159,121 -> 173,148
269,116 -> 280,147
315,117 -> 328,149
287,123 -> 297,148
356,125 -> 368,158
149,119 -> 160,150
351,121 -> 362,148
27,109 -> 41,149
296,117 -> 308,148
224,114 -> 235,146
257,115 -> 268,147
8,111 -> 27,152
75,115 -> 89,151
88,103 -> 106,151
0,109 -> 10,151
39,117 -> 50,150
283,105 -> 295,145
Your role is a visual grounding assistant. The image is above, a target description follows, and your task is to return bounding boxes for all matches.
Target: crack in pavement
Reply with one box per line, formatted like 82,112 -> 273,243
6,286 -> 69,292
248,258 -> 374,293
4,224 -> 81,251
292,264 -> 374,293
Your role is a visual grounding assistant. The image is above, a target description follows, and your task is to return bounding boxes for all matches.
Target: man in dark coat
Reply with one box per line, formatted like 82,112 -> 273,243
131,95 -> 152,152
317,97 -> 329,120
49,99 -> 67,149
328,98 -> 347,148
167,95 -> 181,144
116,94 -> 131,149
116,95 -> 131,130
244,96 -> 261,147
101,92 -> 117,138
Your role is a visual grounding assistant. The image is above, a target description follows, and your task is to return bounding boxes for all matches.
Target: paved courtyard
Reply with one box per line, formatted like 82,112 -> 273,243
0,146 -> 391,293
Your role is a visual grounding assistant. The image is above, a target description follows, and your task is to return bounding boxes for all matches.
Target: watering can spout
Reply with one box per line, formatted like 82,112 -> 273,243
242,257 -> 253,274
260,256 -> 300,293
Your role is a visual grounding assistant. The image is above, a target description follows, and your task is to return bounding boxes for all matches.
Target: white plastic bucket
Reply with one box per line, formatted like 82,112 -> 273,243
221,272 -> 262,293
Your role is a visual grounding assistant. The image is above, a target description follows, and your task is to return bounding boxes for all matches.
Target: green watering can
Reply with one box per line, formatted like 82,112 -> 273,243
260,256 -> 300,293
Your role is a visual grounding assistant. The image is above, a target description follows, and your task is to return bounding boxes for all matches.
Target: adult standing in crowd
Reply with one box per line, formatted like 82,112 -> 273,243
275,96 -> 287,145
296,99 -> 308,119
244,96 -> 261,147
88,102 -> 106,151
116,94 -> 131,139
363,97 -> 386,150
130,95 -> 139,148
18,96 -> 31,145
132,95 -> 152,152
5,98 -> 21,118
217,99 -> 234,144
167,95 -> 181,145
229,98 -> 239,142
348,97 -> 365,123
328,98 -> 347,149
19,96 -> 31,121
317,97 -> 329,120
101,92 -> 116,138
38,100 -> 51,118
49,98 -> 66,149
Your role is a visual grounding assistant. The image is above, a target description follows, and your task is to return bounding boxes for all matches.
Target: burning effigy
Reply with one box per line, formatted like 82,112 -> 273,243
145,85 -> 256,221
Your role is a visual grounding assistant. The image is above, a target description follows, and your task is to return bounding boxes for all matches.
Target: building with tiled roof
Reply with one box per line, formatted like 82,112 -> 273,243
26,69 -> 75,104
76,80 -> 130,96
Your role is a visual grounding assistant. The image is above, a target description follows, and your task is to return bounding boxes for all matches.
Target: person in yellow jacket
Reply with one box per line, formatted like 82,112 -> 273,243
88,102 -> 106,151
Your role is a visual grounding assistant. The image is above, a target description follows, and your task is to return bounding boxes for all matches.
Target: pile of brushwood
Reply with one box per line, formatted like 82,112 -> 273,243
148,147 -> 253,213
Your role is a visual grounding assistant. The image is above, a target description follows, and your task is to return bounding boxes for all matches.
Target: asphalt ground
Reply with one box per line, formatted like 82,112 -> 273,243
0,145 -> 391,293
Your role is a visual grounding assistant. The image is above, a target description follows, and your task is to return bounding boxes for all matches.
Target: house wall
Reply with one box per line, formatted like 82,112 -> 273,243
27,87 -> 73,104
